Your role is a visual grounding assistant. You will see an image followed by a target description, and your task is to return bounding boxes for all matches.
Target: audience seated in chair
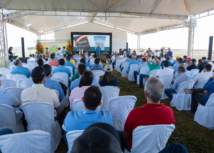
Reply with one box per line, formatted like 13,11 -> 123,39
161,56 -> 172,68
173,58 -> 183,73
198,57 -> 209,72
207,57 -> 214,70
133,58 -> 147,83
37,58 -> 44,67
138,52 -> 161,88
69,71 -> 94,110
0,80 -> 20,107
63,86 -> 113,144
99,65 -> 118,87
71,59 -> 87,83
174,63 -> 192,79
47,53 -> 59,67
164,66 -> 193,100
53,59 -> 71,78
126,55 -> 138,74
91,58 -> 104,71
27,54 -> 36,63
157,60 -> 173,78
187,58 -> 199,71
11,59 -> 31,78
185,73 -> 214,116
65,54 -> 75,70
43,64 -> 65,100
123,77 -> 175,151
21,66 -> 66,126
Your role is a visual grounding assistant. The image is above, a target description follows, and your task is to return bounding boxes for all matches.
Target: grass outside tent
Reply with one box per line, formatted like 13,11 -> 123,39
56,69 -> 214,153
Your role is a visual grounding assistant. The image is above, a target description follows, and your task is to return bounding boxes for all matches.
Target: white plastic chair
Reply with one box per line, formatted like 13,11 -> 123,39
99,86 -> 120,110
92,70 -> 105,86
122,62 -> 129,77
52,72 -> 68,87
21,102 -> 62,152
109,96 -> 137,131
65,66 -> 73,79
10,74 -> 27,85
194,93 -> 214,129
115,59 -> 121,71
0,78 -> 16,90
51,77 -> 64,84
0,103 -> 25,133
160,75 -> 173,99
0,130 -> 51,153
137,66 -> 149,85
149,69 -> 160,77
190,69 -> 199,77
170,80 -> 195,111
194,79 -> 208,89
128,64 -> 139,81
66,130 -> 84,153
17,78 -> 33,88
4,87 -> 24,102
72,99 -> 102,111
0,67 -> 10,75
125,124 -> 175,153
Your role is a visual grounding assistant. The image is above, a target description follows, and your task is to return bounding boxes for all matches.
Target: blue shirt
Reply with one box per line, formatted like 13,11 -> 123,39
166,51 -> 173,57
199,61 -> 209,72
161,60 -> 172,68
70,77 -> 96,91
86,62 -> 90,68
173,73 -> 193,91
137,58 -> 142,63
92,63 -> 103,68
128,59 -> 139,69
96,47 -> 101,52
91,64 -> 104,71
138,62 -> 148,71
125,58 -> 132,63
99,77 -> 118,86
65,61 -> 75,72
173,63 -> 180,73
203,77 -> 214,103
172,60 -> 177,65
11,66 -> 31,78
43,77 -> 65,100
53,65 -> 71,77
175,71 -> 192,79
63,109 -> 113,132
62,49 -> 66,54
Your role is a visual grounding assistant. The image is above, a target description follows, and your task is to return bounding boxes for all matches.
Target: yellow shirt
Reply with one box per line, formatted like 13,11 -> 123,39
65,59 -> 75,65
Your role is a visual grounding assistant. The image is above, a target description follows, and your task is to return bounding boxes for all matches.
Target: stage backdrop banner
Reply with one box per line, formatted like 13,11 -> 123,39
41,42 -> 67,54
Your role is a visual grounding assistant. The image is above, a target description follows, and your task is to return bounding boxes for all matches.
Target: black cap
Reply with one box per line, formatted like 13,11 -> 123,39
31,66 -> 45,79
202,57 -> 207,60
71,123 -> 122,153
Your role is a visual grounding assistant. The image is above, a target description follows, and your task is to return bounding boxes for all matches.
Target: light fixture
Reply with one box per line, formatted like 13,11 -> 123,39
26,24 -> 32,26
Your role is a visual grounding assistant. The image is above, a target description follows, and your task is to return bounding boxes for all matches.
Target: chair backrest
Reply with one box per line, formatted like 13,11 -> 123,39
17,78 -> 33,88
0,130 -> 51,153
130,64 -> 138,72
159,75 -> 173,88
149,69 -> 159,77
194,79 -> 208,89
99,86 -> 120,110
72,99 -> 85,112
0,67 -> 10,75
65,66 -> 73,77
205,93 -> 214,107
190,69 -> 199,76
66,130 -> 84,153
109,96 -> 137,131
52,72 -> 68,87
131,124 -> 175,153
139,66 -> 149,75
11,74 -> 27,83
51,77 -> 64,84
177,80 -> 195,94
92,70 -> 105,86
4,87 -> 24,102
0,78 -> 16,90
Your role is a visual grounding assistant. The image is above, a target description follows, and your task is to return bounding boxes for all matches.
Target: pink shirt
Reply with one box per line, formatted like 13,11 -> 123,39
47,60 -> 59,66
69,86 -> 90,110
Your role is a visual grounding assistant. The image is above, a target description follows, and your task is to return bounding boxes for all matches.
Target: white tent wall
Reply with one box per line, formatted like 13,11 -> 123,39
54,23 -> 127,52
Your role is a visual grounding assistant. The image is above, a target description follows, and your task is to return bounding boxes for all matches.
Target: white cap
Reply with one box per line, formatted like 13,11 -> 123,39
104,65 -> 113,72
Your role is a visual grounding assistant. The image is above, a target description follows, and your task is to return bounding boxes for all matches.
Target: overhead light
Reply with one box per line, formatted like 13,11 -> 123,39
26,24 -> 32,26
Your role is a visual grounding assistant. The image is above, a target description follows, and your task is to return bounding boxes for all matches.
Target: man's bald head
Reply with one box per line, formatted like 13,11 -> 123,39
14,59 -> 22,66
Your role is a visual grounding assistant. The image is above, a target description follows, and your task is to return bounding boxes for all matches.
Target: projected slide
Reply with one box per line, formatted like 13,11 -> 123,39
73,34 -> 111,52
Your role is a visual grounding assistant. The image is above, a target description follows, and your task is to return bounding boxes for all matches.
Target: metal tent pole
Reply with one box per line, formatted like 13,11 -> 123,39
137,34 -> 141,51
187,16 -> 197,57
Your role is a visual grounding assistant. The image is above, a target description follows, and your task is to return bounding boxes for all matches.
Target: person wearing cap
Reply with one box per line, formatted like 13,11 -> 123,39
157,60 -> 173,78
187,58 -> 199,71
173,58 -> 183,73
71,123 -> 122,153
53,59 -> 71,78
199,57 -> 209,72
62,46 -> 66,54
47,53 -> 59,66
126,55 -> 139,74
27,54 -> 36,63
63,86 -> 113,143
172,56 -> 180,65
21,66 -> 60,117
123,77 -> 175,151
11,59 -> 31,78
164,66 -> 193,100
207,57 -> 214,71
99,65 -> 118,87
43,64 -> 65,101
65,55 -> 75,73
70,64 -> 96,91
91,58 -> 104,71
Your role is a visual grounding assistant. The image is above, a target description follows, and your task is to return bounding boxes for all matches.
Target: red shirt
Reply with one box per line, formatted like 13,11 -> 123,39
124,103 -> 175,150
47,60 -> 59,67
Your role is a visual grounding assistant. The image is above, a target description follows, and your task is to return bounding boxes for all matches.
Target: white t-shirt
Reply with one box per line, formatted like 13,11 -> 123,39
194,72 -> 212,88
155,52 -> 160,57
156,67 -> 174,78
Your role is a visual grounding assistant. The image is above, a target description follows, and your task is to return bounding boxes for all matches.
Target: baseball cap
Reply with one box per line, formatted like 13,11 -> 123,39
31,66 -> 45,79
104,65 -> 113,72
202,57 -> 207,60
71,123 -> 122,153
176,56 -> 180,59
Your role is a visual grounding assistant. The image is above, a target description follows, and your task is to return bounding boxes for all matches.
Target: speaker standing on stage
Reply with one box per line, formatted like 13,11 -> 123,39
8,47 -> 15,62
96,45 -> 101,57
45,47 -> 50,57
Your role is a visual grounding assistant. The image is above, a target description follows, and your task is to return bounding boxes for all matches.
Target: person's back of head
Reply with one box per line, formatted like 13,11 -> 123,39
79,71 -> 93,87
39,55 -> 43,59
178,66 -> 186,74
154,59 -> 160,66
163,60 -> 169,68
37,58 -> 44,66
178,58 -> 183,64
59,59 -> 65,66
50,53 -> 55,60
144,76 -> 165,103
94,58 -> 100,65
142,58 -> 146,63
183,56 -> 187,60
78,64 -> 86,75
43,64 -> 52,77
66,55 -> 70,62
58,47 -> 61,50
166,56 -> 170,61
80,59 -> 86,65
31,66 -> 46,84
191,59 -> 196,65
14,59 -> 21,66
204,64 -> 212,72
32,54 -> 35,57
93,55 -> 97,58
30,54 -> 33,57
202,57 -> 207,63
83,86 -> 102,110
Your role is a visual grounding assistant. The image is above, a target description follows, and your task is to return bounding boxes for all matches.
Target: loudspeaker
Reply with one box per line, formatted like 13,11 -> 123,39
126,42 -> 128,52
208,36 -> 213,59
21,37 -> 25,58
19,57 -> 28,63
